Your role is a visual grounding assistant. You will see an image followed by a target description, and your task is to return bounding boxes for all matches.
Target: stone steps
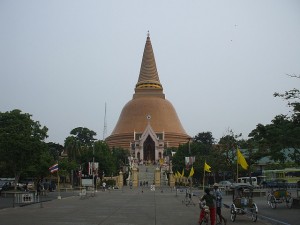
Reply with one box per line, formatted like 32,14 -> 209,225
138,164 -> 169,187
138,164 -> 156,185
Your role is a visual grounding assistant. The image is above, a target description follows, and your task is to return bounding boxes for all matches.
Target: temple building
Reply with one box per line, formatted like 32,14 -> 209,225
106,34 -> 190,162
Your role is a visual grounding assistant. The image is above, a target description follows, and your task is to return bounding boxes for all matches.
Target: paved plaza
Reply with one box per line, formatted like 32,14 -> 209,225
0,186 -> 273,225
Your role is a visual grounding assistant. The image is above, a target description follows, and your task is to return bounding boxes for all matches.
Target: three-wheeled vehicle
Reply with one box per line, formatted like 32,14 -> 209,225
230,183 -> 258,222
266,179 -> 293,209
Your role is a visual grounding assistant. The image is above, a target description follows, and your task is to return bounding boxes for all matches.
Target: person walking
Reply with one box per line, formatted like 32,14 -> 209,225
213,183 -> 227,225
36,180 -> 42,196
199,188 -> 216,225
102,181 -> 106,191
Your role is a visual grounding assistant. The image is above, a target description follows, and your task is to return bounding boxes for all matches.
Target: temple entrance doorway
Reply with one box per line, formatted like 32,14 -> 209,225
143,135 -> 155,161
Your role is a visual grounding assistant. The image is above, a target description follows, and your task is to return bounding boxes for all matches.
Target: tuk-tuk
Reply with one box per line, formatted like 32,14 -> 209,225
230,183 -> 258,222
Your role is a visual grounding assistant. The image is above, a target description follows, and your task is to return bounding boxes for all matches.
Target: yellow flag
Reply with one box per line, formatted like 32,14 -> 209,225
159,158 -> 164,165
189,166 -> 195,177
237,148 -> 248,170
174,172 -> 177,179
181,168 -> 185,177
204,161 -> 211,172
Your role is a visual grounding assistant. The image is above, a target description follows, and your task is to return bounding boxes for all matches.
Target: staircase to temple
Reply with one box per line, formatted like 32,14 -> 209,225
138,164 -> 169,187
138,164 -> 155,185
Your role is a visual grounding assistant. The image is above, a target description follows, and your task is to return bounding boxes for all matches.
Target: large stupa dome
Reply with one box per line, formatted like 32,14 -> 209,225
106,34 -> 190,154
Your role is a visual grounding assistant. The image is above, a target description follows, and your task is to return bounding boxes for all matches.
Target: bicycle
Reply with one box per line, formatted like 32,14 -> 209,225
182,189 -> 195,206
198,202 -> 221,225
199,200 -> 218,225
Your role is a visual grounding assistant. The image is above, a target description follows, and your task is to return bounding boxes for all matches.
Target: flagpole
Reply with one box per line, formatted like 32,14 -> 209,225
236,147 -> 238,182
57,161 -> 61,199
203,163 -> 205,192
190,159 -> 193,196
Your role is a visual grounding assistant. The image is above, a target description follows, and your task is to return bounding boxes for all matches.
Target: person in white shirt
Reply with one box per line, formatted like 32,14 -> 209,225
213,183 -> 227,225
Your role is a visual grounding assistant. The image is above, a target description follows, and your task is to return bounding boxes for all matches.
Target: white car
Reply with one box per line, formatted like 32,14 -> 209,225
218,180 -> 233,190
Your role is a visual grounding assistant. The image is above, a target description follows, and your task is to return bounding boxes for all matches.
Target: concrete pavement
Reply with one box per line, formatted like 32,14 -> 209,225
0,186 -> 272,225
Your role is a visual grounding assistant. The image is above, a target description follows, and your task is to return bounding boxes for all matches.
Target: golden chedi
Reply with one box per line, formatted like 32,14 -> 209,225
106,34 -> 190,161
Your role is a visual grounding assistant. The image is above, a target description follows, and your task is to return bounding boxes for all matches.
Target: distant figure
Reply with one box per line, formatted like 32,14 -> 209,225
213,183 -> 227,225
129,180 -> 133,189
23,182 -> 28,192
36,180 -> 42,196
102,182 -> 106,191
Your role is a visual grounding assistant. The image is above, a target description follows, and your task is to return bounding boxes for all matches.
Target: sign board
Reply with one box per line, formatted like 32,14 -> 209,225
82,179 -> 93,187
21,193 -> 34,203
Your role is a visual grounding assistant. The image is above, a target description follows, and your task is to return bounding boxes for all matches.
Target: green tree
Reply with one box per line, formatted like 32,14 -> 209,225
0,109 -> 48,184
194,132 -> 215,146
171,143 -> 188,176
249,113 -> 300,165
249,75 -> 300,166
94,140 -> 116,178
70,127 -> 96,145
47,142 -> 64,161
64,127 -> 97,164
171,137 -> 213,183
218,129 -> 243,180
65,136 -> 81,162
111,147 -> 130,172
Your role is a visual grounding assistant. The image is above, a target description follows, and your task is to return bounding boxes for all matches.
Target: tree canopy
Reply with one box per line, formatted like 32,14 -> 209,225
0,109 -> 48,182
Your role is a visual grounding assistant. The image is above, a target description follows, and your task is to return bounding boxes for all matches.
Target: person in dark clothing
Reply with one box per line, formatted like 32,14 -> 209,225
199,188 -> 216,225
36,180 -> 42,196
23,182 -> 28,192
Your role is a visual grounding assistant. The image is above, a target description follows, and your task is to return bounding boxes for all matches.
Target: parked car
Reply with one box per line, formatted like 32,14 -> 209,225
0,181 -> 11,195
218,180 -> 233,190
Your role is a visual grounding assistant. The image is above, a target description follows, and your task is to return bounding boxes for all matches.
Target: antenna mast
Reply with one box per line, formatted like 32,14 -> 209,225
103,102 -> 107,140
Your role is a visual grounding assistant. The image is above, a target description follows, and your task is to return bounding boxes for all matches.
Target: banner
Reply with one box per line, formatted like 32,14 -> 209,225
88,162 -> 99,175
185,156 -> 195,166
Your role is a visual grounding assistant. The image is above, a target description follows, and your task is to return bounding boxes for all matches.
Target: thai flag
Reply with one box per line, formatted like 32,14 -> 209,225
49,163 -> 59,173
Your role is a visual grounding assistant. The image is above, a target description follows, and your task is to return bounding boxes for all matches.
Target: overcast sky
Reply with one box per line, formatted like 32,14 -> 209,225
1,0 -> 299,145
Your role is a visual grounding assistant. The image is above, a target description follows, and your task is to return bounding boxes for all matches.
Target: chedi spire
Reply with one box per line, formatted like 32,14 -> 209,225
134,33 -> 164,99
